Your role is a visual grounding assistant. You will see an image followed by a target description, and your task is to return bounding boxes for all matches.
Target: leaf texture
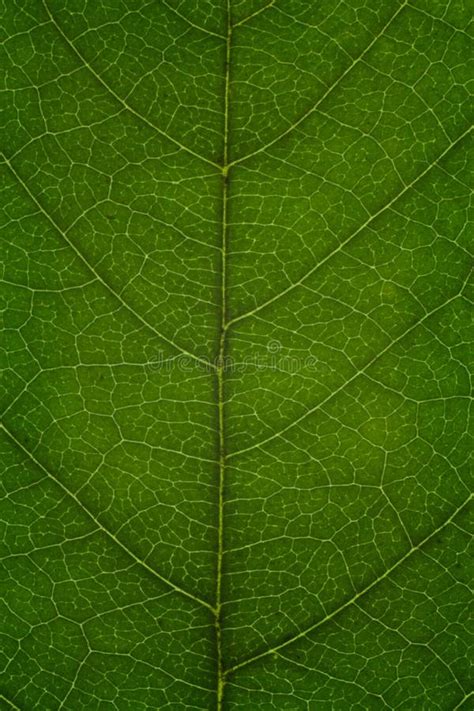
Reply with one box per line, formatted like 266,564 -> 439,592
1,0 -> 473,709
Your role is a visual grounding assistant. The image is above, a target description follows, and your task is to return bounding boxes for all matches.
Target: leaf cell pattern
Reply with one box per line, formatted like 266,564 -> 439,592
1,0 -> 473,709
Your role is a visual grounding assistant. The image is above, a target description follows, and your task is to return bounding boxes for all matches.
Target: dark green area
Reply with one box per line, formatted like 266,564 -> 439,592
1,0 -> 472,708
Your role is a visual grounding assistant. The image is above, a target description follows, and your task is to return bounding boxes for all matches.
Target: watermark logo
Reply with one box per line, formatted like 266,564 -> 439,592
267,339 -> 281,354
147,338 -> 318,374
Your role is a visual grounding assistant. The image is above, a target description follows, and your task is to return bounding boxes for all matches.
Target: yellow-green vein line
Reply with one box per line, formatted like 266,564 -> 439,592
41,0 -> 222,170
233,0 -> 276,28
1,155 -> 214,371
162,0 -> 226,39
226,125 -> 472,329
0,423 -> 215,614
228,0 -> 409,168
227,282 -> 470,459
453,691 -> 474,711
224,494 -> 472,677
216,2 -> 233,708
0,695 -> 22,711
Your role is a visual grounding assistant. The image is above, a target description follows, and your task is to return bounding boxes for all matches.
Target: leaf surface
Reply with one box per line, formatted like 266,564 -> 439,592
1,0 -> 472,709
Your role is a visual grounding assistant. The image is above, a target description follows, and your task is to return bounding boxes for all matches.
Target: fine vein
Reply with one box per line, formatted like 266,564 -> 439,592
229,0 -> 408,167
228,284 -> 469,459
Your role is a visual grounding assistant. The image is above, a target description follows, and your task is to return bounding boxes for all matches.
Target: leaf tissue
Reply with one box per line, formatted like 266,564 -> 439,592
1,0 -> 472,709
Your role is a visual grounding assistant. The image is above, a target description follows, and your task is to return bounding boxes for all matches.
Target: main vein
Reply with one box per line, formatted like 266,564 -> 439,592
215,2 -> 233,708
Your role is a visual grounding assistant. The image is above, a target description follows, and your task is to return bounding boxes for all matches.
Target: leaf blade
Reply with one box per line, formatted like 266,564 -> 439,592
1,0 -> 472,709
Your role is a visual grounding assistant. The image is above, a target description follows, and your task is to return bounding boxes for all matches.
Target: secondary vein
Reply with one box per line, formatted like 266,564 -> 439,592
41,0 -> 222,170
228,0 -> 409,168
0,423 -> 214,613
224,494 -> 472,676
2,155 -> 213,372
226,125 -> 472,329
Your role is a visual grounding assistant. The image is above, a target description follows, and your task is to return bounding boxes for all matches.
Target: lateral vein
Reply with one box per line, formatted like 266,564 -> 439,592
229,1 -> 409,167
228,284 -> 470,459
227,126 -> 472,328
224,494 -> 472,676
41,0 -> 222,170
2,155 -> 214,371
0,423 -> 215,613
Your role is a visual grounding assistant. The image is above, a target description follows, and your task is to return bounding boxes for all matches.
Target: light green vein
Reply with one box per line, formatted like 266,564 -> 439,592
353,602 -> 467,699
0,695 -> 22,711
162,0 -> 226,39
62,194 -> 223,253
453,691 -> 474,711
228,286 -> 470,458
0,422 -> 215,613
226,127 -> 471,329
215,3 -> 233,708
41,0 -> 222,170
233,0 -> 276,28
224,494 -> 472,676
407,2 -> 472,36
2,156 -> 214,371
229,0 -> 408,167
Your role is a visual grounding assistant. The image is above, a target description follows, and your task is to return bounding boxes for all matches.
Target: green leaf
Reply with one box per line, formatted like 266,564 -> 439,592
1,0 -> 472,708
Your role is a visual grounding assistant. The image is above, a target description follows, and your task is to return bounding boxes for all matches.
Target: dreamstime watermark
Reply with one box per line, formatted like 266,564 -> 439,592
146,340 -> 319,374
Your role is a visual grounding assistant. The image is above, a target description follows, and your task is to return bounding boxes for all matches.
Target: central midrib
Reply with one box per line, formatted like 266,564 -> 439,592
215,1 -> 233,708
